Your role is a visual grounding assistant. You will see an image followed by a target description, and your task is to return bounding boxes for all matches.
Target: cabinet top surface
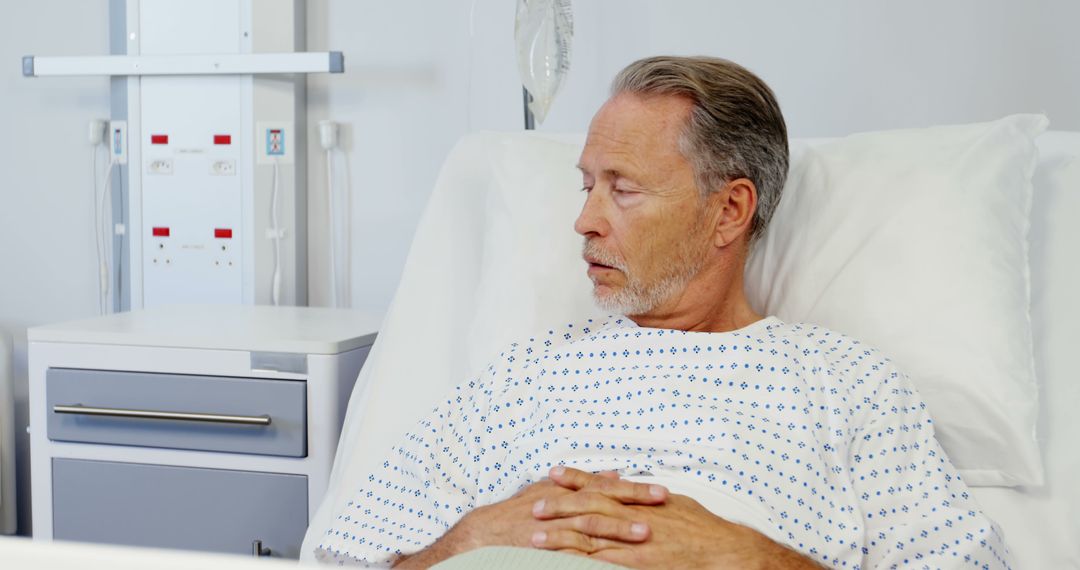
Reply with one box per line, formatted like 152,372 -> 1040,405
28,304 -> 381,354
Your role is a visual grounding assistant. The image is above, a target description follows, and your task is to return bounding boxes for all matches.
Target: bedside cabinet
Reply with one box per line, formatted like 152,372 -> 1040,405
28,305 -> 379,559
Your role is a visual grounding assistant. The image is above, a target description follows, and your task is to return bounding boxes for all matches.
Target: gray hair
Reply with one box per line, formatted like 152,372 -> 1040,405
611,56 -> 789,244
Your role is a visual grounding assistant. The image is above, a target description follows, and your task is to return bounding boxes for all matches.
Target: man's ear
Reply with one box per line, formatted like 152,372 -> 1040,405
712,178 -> 757,248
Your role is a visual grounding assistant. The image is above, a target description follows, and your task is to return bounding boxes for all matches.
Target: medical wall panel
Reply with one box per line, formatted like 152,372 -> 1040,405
109,0 -> 308,310
139,75 -> 246,306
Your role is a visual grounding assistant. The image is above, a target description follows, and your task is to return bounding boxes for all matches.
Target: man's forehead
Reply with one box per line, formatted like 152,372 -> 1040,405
578,93 -> 692,173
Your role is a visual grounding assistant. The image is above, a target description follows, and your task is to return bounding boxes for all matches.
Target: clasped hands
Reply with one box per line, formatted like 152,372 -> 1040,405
399,466 -> 808,569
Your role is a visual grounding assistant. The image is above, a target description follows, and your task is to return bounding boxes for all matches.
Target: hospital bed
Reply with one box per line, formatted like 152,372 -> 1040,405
302,128 -> 1080,568
0,328 -> 16,535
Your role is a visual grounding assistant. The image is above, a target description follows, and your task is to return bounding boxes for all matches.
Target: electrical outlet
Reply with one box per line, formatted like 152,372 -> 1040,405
109,120 -> 128,164
88,119 -> 107,145
210,159 -> 236,176
267,128 -> 285,156
256,121 -> 293,164
148,159 -> 173,175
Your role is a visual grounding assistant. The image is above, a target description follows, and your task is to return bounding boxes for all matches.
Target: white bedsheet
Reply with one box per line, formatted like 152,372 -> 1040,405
968,133 -> 1080,568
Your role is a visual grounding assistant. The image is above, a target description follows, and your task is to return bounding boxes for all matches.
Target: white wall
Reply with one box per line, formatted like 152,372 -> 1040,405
1,0 -> 1077,536
530,0 -> 1080,135
304,0 -> 521,313
0,0 -> 112,536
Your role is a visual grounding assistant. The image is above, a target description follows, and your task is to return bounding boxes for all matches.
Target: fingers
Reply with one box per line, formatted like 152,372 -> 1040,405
572,514 -> 650,543
547,466 -> 595,491
589,547 -> 638,567
532,529 -> 612,553
531,517 -> 649,553
533,491 -> 625,520
509,480 -> 546,500
548,466 -> 668,505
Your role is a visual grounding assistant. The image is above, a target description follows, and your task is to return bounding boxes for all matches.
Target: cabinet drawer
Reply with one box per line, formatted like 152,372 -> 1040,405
52,459 -> 308,558
46,368 -> 306,457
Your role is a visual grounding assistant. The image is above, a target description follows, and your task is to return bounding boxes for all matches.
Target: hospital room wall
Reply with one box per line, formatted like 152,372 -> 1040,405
0,0 -> 112,535
1,0 -> 1079,538
305,0 -> 1080,313
527,1 -> 1080,136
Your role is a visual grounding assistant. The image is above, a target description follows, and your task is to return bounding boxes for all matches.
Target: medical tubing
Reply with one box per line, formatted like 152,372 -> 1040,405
327,148 -> 338,308
271,160 -> 282,306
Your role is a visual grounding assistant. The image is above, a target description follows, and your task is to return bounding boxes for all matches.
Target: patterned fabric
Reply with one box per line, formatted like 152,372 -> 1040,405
316,316 -> 1011,569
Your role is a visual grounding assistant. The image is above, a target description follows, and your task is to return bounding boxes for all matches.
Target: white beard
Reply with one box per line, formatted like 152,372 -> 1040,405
583,236 -> 708,317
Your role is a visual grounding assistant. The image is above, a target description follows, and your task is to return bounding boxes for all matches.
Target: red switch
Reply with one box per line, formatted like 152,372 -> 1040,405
214,228 -> 233,239
151,134 -> 169,145
214,134 -> 231,145
152,227 -> 170,237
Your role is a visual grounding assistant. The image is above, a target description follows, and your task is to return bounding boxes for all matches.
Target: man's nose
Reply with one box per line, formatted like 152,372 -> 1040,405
574,189 -> 610,237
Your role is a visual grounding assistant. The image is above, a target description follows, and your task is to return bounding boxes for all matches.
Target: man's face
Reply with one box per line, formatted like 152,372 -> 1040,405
575,93 -> 715,316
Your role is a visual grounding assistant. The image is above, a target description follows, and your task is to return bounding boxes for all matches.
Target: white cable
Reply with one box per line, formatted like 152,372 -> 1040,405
270,159 -> 282,306
101,163 -> 116,314
326,148 -> 338,308
97,158 -> 117,314
318,120 -> 349,308
341,149 -> 352,308
92,145 -> 102,314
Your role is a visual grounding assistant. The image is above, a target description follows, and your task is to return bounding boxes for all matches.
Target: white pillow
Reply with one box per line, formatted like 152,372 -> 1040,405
745,115 -> 1047,486
467,133 -> 602,373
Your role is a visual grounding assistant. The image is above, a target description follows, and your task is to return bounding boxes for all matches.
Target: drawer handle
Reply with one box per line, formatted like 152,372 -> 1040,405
253,539 -> 272,557
53,404 -> 272,426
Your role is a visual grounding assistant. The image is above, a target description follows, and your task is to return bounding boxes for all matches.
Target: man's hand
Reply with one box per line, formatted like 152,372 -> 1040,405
393,474 -> 665,568
533,467 -> 822,569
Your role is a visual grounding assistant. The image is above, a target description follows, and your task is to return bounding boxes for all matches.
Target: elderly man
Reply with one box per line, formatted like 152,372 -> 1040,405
316,56 -> 1009,569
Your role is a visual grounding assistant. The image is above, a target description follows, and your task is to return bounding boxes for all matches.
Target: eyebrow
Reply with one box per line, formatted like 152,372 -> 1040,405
576,165 -> 625,179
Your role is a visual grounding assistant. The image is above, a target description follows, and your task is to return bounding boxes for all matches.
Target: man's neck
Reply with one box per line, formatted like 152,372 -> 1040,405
626,263 -> 762,333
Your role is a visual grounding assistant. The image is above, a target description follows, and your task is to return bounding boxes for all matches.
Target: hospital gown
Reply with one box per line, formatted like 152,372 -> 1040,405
316,316 -> 1011,569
